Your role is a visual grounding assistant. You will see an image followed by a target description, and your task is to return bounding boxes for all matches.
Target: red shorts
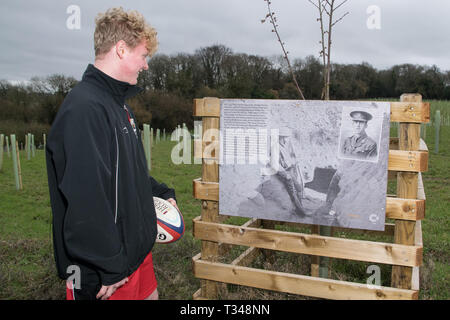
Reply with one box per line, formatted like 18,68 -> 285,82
66,252 -> 157,300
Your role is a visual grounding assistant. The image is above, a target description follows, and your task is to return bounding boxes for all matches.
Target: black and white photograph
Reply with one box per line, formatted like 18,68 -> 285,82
219,99 -> 391,231
338,106 -> 383,163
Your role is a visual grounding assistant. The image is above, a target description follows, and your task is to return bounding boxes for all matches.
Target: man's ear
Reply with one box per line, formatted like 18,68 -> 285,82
115,40 -> 128,59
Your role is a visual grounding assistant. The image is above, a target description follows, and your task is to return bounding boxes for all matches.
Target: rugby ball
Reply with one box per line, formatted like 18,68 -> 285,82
154,197 -> 185,244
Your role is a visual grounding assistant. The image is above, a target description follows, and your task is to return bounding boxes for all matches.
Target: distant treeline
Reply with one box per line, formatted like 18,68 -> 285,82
1,44 -> 449,144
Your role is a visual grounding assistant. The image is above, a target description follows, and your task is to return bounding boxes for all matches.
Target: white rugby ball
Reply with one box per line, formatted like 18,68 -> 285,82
153,197 -> 185,244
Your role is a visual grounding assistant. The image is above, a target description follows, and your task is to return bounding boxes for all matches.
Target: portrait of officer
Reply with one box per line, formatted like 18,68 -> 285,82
340,110 -> 378,160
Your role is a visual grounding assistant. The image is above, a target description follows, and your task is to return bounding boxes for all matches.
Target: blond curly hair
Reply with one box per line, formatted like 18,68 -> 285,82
94,7 -> 158,58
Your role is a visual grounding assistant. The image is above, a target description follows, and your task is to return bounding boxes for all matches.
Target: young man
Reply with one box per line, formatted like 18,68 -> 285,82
46,7 -> 176,300
341,111 -> 377,160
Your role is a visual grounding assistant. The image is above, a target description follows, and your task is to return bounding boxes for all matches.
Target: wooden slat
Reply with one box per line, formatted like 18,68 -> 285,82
195,140 -> 428,173
194,97 -> 220,117
193,180 -> 424,221
218,218 -> 261,257
192,255 -> 418,300
192,288 -> 208,300
390,102 -> 430,123
388,150 -> 428,172
386,197 -> 425,221
193,98 -> 430,123
193,178 -> 219,201
192,218 -> 422,267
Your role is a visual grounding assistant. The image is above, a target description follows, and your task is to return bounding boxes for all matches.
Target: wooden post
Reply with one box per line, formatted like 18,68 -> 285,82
143,124 -> 151,171
310,225 -> 320,277
434,110 -> 440,154
156,128 -> 160,143
310,225 -> 332,278
199,98 -> 220,299
43,133 -> 46,150
10,135 -> 21,190
391,93 -> 421,289
163,128 -> 166,141
0,134 -> 4,171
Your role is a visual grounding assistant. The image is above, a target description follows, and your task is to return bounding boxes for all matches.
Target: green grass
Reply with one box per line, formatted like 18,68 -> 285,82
0,99 -> 449,300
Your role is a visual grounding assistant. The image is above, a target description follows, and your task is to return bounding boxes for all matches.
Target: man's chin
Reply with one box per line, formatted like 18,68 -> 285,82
127,78 -> 138,85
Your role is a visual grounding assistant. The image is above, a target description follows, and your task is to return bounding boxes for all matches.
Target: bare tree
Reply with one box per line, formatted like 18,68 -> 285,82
309,0 -> 349,100
261,0 -> 305,100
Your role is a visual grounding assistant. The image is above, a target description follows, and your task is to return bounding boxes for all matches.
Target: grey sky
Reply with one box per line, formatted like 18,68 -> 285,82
1,0 -> 449,81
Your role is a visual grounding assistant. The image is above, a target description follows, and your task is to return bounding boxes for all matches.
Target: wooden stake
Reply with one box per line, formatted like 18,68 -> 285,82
391,94 -> 421,290
200,98 -> 220,299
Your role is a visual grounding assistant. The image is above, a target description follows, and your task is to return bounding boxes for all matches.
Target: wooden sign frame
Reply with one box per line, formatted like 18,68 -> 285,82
191,94 -> 429,300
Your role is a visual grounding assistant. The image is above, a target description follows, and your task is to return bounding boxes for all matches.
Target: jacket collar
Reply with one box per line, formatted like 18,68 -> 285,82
82,64 -> 142,101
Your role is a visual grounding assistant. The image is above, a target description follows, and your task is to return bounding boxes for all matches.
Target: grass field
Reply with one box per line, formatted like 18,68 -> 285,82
0,99 -> 448,300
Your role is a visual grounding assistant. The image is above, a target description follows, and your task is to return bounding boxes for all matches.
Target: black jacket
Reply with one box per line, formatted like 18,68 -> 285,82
46,64 -> 175,286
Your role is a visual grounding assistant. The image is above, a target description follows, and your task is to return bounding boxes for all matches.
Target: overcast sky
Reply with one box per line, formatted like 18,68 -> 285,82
1,0 -> 449,82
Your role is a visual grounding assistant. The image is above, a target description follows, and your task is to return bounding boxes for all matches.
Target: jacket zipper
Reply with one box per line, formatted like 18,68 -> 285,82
114,127 -> 119,224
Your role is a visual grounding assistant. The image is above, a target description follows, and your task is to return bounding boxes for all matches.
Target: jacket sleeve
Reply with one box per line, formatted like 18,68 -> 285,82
58,103 -> 127,286
149,175 -> 176,201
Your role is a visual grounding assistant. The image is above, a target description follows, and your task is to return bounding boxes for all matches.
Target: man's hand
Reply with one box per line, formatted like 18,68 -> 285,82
167,198 -> 179,210
96,277 -> 129,300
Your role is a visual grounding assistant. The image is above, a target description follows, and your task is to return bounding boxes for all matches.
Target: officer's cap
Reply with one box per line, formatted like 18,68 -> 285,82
350,110 -> 372,122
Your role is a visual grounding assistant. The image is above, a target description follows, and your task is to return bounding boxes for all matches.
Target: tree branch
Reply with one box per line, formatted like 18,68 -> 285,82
262,0 -> 305,100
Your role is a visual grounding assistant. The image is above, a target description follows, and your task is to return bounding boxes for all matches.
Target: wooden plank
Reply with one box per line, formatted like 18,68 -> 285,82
386,197 -> 425,221
218,218 -> 261,257
392,93 -> 422,290
193,181 -> 423,221
192,255 -> 418,300
194,97 -> 220,117
193,98 -> 430,123
195,140 -> 427,173
193,178 -> 219,201
390,102 -> 430,123
192,218 -> 422,267
388,150 -> 428,172
192,288 -> 207,300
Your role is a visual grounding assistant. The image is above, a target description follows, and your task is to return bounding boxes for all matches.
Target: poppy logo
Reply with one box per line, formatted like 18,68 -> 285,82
369,214 -> 379,223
